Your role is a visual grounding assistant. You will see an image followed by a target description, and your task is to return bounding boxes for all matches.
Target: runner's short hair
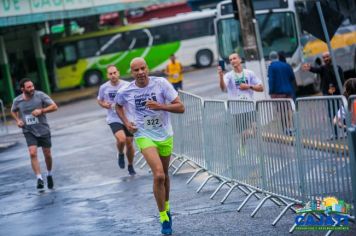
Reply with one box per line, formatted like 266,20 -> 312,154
19,78 -> 33,88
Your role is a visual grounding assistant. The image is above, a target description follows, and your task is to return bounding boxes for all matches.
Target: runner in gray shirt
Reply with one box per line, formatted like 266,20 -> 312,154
11,79 -> 58,190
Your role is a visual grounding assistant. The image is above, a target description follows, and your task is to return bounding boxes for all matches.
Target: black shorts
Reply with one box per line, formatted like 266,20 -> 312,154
109,123 -> 133,137
24,132 -> 52,148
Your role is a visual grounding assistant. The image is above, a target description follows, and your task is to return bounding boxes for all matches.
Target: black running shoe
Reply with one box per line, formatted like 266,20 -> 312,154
37,178 -> 44,189
128,164 -> 136,175
118,153 -> 125,169
47,175 -> 54,189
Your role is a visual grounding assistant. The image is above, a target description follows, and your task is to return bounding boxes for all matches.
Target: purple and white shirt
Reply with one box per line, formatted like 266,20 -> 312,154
97,80 -> 129,124
115,76 -> 178,141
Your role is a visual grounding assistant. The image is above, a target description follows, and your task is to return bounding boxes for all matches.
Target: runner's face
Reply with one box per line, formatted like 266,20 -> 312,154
107,66 -> 119,83
131,60 -> 149,86
229,54 -> 241,68
22,81 -> 35,97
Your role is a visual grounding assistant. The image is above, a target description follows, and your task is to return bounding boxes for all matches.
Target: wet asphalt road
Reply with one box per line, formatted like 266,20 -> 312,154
1,67 -> 355,235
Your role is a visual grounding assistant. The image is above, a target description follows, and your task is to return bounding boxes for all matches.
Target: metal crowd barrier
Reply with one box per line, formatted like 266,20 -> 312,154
137,91 -> 356,234
0,99 -> 8,135
295,96 -> 351,203
170,91 -> 207,180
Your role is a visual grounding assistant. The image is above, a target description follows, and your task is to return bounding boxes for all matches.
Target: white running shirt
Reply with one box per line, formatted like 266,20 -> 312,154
97,80 -> 129,124
115,76 -> 178,141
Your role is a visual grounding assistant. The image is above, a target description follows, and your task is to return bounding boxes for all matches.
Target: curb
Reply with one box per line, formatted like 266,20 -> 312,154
0,141 -> 18,151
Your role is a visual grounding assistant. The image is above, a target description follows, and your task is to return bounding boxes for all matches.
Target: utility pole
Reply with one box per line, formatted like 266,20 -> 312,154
234,0 -> 269,99
235,0 -> 259,61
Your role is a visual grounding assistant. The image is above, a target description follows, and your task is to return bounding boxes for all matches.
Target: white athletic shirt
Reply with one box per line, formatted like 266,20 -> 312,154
115,76 -> 178,141
223,69 -> 262,99
97,80 -> 129,124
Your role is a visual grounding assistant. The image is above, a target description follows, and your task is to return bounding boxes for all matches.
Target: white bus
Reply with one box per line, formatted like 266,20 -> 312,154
51,10 -> 217,89
215,0 -> 356,93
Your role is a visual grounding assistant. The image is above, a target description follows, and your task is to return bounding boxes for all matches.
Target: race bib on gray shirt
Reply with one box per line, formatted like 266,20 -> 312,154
11,91 -> 54,137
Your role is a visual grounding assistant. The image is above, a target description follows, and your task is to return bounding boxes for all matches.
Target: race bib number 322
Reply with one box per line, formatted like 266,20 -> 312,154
25,115 -> 39,125
144,116 -> 163,130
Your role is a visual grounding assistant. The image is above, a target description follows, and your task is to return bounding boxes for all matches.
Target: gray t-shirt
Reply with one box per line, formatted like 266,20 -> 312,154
11,91 -> 55,136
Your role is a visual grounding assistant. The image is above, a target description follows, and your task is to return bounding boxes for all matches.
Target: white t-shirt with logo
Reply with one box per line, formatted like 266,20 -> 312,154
97,80 -> 129,124
223,69 -> 262,99
115,76 -> 178,141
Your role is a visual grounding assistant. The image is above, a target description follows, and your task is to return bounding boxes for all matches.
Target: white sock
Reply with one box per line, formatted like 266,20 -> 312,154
47,171 -> 52,176
36,174 -> 43,180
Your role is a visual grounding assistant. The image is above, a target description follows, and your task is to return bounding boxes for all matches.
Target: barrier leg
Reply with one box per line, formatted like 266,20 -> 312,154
245,186 -> 261,200
140,160 -> 148,169
172,159 -> 189,175
251,195 -> 272,217
270,197 -> 284,207
210,180 -> 229,200
135,155 -> 145,166
220,183 -> 239,204
169,156 -> 182,168
197,175 -> 216,193
237,190 -> 259,212
272,202 -> 295,226
186,168 -> 205,184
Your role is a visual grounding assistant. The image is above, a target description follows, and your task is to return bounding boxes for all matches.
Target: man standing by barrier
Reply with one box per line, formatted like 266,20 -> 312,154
268,51 -> 296,100
303,51 -> 345,139
165,54 -> 184,91
303,51 -> 344,96
97,65 -> 136,175
115,57 -> 185,235
11,78 -> 58,190
218,53 -> 263,99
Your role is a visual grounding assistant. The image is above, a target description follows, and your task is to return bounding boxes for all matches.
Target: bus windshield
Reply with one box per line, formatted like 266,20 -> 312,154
217,12 -> 298,60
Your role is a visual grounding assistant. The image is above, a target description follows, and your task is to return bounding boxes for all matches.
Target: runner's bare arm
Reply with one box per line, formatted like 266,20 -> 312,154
218,66 -> 226,92
241,83 -> 263,92
116,104 -> 138,133
145,97 -> 185,113
32,103 -> 58,117
10,111 -> 24,128
97,99 -> 111,109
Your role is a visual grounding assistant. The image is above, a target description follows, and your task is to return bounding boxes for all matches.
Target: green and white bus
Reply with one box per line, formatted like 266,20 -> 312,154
51,10 -> 216,89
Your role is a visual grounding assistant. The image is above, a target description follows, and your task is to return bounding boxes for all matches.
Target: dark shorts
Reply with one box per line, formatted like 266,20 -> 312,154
24,132 -> 52,148
172,81 -> 183,91
109,122 -> 133,137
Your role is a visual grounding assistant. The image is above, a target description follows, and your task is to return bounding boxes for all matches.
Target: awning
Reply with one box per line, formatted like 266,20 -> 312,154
0,0 -> 185,27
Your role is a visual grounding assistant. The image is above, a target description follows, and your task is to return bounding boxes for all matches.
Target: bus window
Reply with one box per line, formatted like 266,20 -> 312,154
130,30 -> 150,49
217,12 -> 297,60
77,38 -> 99,58
216,18 -> 244,59
150,25 -> 174,45
178,18 -> 212,40
55,44 -> 78,67
257,12 -> 298,57
97,33 -> 130,55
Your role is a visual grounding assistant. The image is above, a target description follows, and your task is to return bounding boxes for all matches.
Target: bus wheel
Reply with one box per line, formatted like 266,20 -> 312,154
196,49 -> 213,68
84,70 -> 102,87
